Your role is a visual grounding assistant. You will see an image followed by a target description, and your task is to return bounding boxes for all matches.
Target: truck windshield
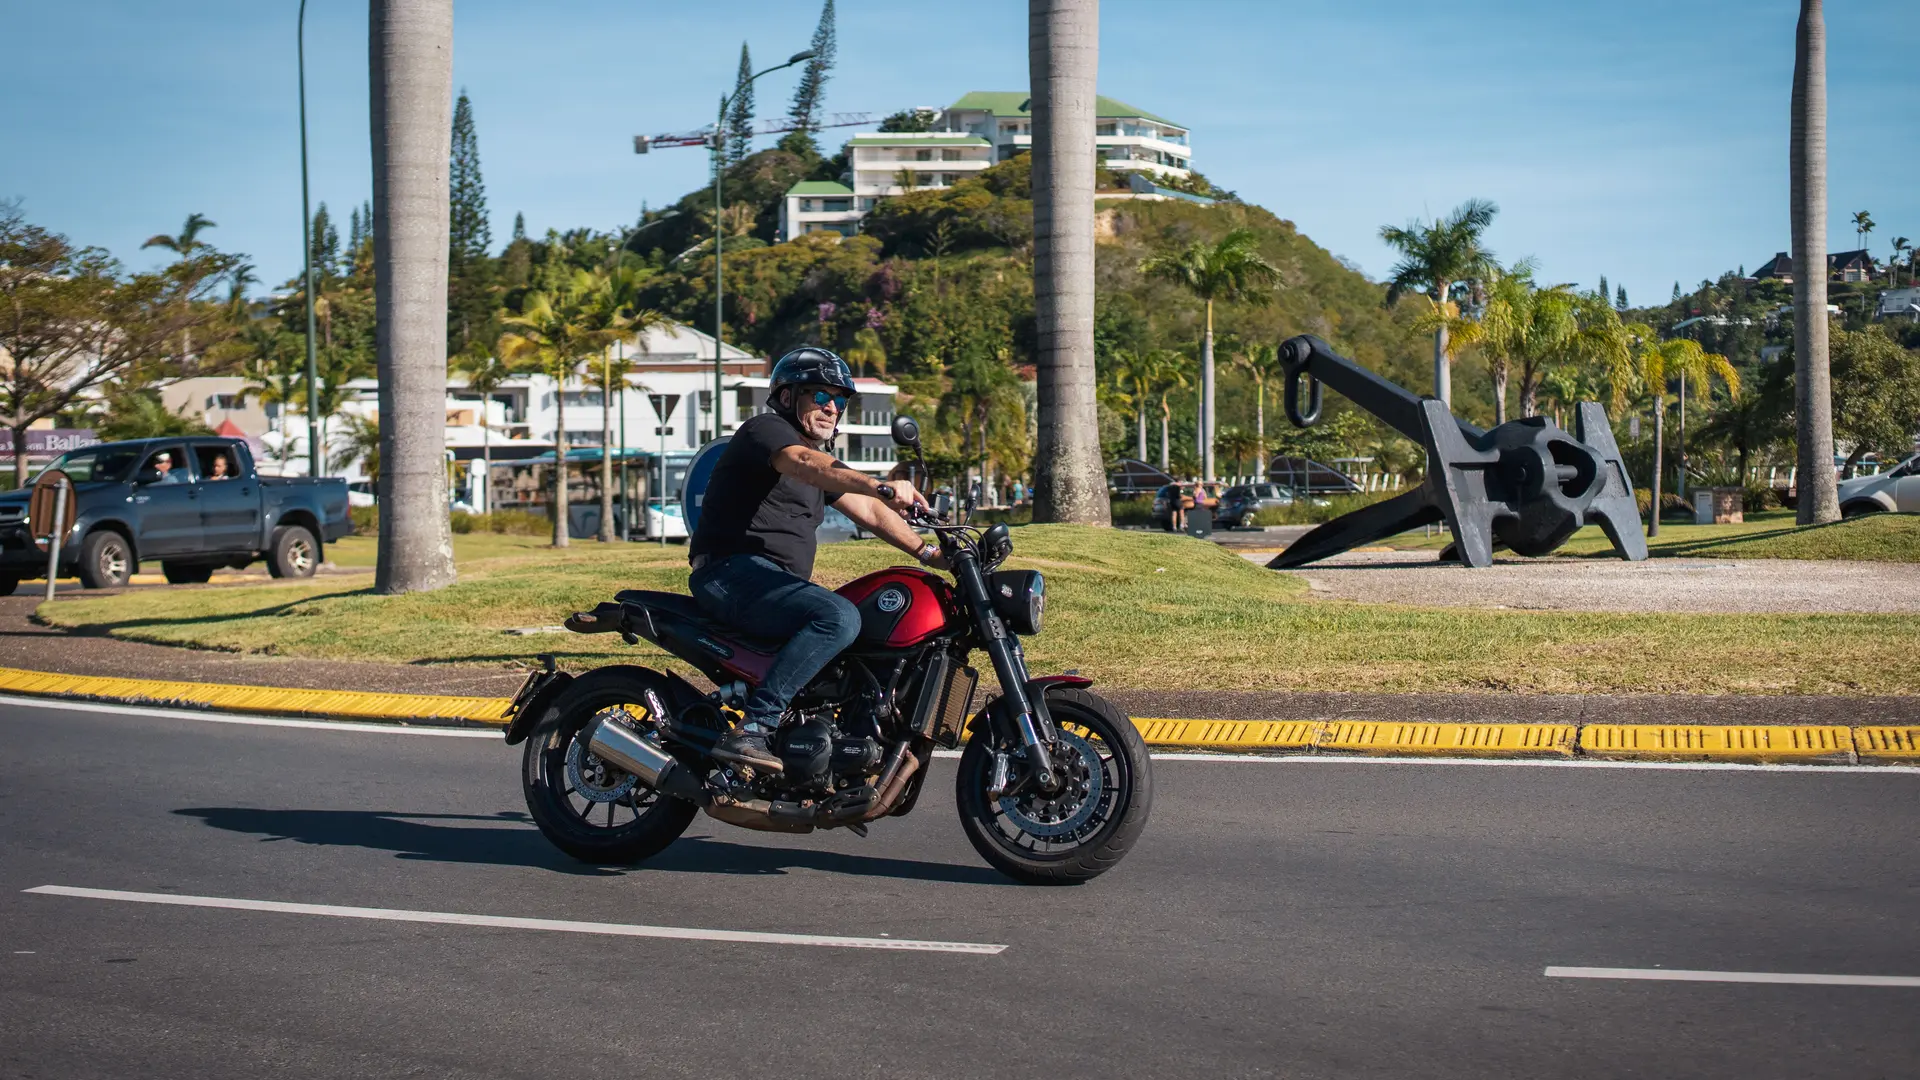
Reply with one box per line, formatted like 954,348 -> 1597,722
40,445 -> 142,483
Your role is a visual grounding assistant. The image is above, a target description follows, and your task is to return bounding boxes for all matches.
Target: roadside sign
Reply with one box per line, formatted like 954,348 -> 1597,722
29,469 -> 77,550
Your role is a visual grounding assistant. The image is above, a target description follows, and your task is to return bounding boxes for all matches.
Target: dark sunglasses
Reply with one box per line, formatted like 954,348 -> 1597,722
809,389 -> 851,411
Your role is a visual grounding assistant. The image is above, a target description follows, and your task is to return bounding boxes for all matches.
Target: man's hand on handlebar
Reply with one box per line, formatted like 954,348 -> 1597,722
879,478 -> 930,515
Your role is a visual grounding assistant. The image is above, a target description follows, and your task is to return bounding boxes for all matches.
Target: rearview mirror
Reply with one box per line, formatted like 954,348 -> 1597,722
135,468 -> 163,485
890,415 -> 921,448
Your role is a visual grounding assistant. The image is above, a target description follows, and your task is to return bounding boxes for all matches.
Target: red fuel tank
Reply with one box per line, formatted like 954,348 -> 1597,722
836,568 -> 962,648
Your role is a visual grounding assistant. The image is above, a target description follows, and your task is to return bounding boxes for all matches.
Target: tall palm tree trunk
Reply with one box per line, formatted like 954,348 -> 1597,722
1791,0 -> 1838,523
1491,362 -> 1509,425
1675,374 -> 1688,500
1648,398 -> 1664,538
1433,281 -> 1453,406
369,0 -> 456,593
1027,0 -> 1110,524
479,412 -> 491,514
552,365 -> 570,547
1159,399 -> 1170,470
1200,301 -> 1215,481
598,349 -> 617,542
1135,403 -> 1146,460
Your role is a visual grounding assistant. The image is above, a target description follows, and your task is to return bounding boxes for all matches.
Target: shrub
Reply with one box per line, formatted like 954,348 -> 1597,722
449,510 -> 550,535
1743,483 -> 1782,514
1248,490 -> 1399,526
349,505 -> 379,535
1110,496 -> 1156,528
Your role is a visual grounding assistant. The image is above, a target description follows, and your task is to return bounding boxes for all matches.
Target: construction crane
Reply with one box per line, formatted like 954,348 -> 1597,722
633,112 -> 876,154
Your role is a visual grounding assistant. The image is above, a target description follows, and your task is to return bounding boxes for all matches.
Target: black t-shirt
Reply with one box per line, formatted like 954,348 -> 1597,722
689,412 -> 843,579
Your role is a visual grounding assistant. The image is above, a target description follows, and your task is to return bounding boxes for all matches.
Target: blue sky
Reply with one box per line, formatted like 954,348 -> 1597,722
5,0 -> 1914,307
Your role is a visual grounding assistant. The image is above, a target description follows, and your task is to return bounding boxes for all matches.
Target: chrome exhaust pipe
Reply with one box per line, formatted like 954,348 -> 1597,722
586,716 -> 703,803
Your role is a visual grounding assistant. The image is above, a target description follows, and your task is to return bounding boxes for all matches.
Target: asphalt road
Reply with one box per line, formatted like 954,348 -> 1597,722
2,698 -> 1916,1079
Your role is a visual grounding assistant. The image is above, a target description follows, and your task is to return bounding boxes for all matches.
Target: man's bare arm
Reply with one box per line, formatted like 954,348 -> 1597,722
771,445 -> 925,513
835,492 -> 944,566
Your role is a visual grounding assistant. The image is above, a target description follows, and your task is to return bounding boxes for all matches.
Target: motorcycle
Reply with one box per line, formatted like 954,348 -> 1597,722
502,416 -> 1152,885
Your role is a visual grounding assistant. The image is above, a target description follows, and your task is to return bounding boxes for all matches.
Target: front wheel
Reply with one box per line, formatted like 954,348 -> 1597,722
266,524 -> 318,579
956,688 -> 1153,885
522,667 -> 698,865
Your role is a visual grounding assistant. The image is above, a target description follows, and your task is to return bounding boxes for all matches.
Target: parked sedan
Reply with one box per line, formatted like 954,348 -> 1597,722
1216,482 -> 1329,528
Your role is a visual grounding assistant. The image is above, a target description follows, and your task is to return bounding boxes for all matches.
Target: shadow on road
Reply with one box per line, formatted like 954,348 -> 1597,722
174,806 -> 1004,885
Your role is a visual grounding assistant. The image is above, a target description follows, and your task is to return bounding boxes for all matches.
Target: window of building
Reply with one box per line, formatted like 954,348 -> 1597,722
941,148 -> 964,161
858,197 -> 876,211
208,393 -> 245,410
1096,123 -> 1115,136
941,173 -> 959,187
561,391 -> 602,407
914,148 -> 932,161
822,198 -> 850,211
800,198 -> 815,212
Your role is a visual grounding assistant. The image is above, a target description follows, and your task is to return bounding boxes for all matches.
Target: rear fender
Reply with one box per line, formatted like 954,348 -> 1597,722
502,657 -> 574,746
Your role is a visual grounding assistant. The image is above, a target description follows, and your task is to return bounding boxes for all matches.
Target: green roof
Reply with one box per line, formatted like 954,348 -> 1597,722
946,91 -> 1181,129
846,134 -> 990,146
784,180 -> 854,196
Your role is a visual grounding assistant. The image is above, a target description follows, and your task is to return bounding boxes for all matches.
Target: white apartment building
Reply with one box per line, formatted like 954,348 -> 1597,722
309,322 -> 897,521
780,132 -> 994,242
780,90 -> 1191,242
942,91 -> 1192,177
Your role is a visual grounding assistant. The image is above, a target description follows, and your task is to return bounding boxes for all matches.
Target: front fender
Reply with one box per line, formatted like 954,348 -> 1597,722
967,675 -> 1095,741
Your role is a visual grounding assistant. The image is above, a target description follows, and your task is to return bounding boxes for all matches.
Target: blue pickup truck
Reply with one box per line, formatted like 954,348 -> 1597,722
0,436 -> 350,592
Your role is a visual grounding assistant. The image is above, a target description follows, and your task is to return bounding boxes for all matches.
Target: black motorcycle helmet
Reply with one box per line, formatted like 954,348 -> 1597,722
767,346 -> 858,418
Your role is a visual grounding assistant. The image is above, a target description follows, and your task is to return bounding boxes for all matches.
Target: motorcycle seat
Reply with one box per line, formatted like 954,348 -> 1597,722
614,590 -> 783,653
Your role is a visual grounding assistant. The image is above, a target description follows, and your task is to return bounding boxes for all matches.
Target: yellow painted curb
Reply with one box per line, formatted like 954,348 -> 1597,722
1579,723 -> 1854,764
1132,718 -> 1319,749
0,665 -> 1910,765
0,667 -> 507,725
1854,726 -> 1920,764
1319,721 -> 1576,757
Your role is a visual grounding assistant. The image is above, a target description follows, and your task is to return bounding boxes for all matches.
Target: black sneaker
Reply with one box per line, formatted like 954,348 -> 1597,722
713,729 -> 783,772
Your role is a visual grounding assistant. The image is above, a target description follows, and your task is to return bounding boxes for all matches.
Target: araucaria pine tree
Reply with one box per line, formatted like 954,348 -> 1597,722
1615,284 -> 1628,310
448,89 -> 494,352
310,203 -> 340,278
726,43 -> 755,164
788,0 -> 836,134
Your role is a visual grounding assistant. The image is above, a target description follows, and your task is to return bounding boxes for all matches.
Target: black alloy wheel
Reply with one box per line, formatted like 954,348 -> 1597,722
956,688 -> 1153,885
522,668 -> 698,865
267,524 -> 319,578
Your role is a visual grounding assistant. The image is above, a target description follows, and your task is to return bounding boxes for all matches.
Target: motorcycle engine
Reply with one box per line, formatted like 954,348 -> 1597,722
773,718 -> 834,786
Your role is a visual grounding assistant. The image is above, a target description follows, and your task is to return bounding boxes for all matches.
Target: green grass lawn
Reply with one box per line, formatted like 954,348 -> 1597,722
1379,510 -> 1920,563
34,525 -> 1920,697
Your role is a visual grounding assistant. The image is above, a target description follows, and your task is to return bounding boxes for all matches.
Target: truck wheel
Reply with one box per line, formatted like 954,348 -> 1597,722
161,562 -> 216,585
0,573 -> 19,596
77,530 -> 134,589
267,524 -> 318,579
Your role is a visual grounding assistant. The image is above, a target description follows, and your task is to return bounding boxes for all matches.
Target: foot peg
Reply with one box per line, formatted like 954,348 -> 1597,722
564,601 -> 626,635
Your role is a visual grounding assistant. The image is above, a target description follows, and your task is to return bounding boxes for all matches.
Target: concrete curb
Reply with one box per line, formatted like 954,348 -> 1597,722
2,666 -> 1915,765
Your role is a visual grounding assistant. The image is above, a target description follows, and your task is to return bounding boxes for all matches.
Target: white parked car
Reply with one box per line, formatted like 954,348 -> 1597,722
1837,453 -> 1920,516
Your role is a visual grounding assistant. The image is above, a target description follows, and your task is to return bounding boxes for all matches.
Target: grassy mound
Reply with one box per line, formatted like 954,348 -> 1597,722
34,525 -> 1920,695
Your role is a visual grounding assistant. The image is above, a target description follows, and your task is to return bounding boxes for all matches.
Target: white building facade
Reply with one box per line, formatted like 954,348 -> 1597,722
780,91 -> 1190,242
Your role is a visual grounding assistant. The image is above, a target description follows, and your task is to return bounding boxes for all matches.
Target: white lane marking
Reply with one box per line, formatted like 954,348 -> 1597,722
1546,966 -> 1920,988
0,694 -> 498,738
4,695 -> 1917,774
24,886 -> 1006,955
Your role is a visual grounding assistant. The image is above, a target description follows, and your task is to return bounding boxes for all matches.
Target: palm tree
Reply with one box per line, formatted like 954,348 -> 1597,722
331,412 -> 381,482
1147,349 -> 1191,471
1851,209 -> 1874,251
1108,348 -> 1157,460
1027,0 -> 1109,524
368,0 -> 457,591
1139,228 -> 1281,481
451,342 -> 516,514
1664,338 -> 1739,501
499,269 -> 629,548
1791,0 -> 1839,523
1230,340 -> 1286,462
582,265 -> 658,542
1214,426 -> 1260,480
1609,329 -> 1735,528
1891,237 -> 1911,286
141,212 -> 218,365
237,322 -> 306,470
1380,198 -> 1499,407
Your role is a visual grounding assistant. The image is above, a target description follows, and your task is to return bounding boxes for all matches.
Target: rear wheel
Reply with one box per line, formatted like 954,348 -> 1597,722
266,524 -> 318,578
77,530 -> 133,589
957,688 -> 1153,885
161,561 -> 216,585
0,573 -> 18,596
1842,502 -> 1884,519
522,668 -> 698,865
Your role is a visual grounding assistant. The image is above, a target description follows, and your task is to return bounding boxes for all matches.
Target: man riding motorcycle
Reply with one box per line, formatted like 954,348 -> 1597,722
688,346 -> 947,772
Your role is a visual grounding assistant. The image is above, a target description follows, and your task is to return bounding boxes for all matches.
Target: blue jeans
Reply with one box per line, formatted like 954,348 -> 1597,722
688,554 -> 861,732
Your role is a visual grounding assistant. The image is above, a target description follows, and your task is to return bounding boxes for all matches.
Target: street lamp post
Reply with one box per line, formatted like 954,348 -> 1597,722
297,0 -> 320,479
708,50 -> 815,444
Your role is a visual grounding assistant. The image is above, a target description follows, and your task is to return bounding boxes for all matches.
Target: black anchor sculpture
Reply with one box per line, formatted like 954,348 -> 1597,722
1266,335 -> 1646,569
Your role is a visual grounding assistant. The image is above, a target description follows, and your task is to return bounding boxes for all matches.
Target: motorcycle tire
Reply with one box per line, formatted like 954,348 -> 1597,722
956,687 -> 1153,886
522,667 -> 698,865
